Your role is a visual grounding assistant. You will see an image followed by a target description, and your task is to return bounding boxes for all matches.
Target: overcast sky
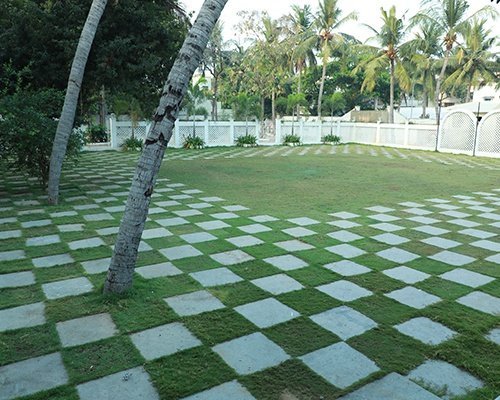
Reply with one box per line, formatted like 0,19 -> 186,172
180,0 -> 500,44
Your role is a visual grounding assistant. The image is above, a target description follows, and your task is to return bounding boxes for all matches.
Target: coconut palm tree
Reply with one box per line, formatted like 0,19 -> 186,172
104,0 -> 228,294
47,0 -> 108,205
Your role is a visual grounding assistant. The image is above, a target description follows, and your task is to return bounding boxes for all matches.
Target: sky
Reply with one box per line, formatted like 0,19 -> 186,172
180,0 -> 500,44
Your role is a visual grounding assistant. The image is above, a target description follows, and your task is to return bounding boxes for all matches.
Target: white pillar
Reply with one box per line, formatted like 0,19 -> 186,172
275,119 -> 282,145
204,119 -> 209,146
109,114 -> 117,149
230,119 -> 235,146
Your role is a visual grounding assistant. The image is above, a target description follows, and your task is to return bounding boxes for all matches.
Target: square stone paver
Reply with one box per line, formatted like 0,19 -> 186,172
394,317 -> 457,345
329,220 -> 361,229
234,298 -> 300,328
440,268 -> 494,288
210,212 -> 239,220
21,219 -> 51,228
282,227 -> 316,237
385,287 -> 441,309
238,224 -> 272,234
366,206 -> 394,213
0,352 -> 68,400
300,342 -> 379,389
429,251 -> 476,266
181,232 -> 217,244
58,224 -> 84,233
227,235 -> 264,248
56,313 -> 117,347
130,322 -> 201,360
165,290 -> 225,316
330,212 -> 359,219
136,262 -> 182,279
196,220 -> 230,230
160,245 -> 203,260
68,237 -> 106,250
339,372 -> 440,400
456,292 -> 500,315
458,229 -> 496,239
81,258 -> 111,274
324,260 -> 371,276
372,233 -> 409,245
0,302 -> 45,332
142,228 -> 172,239
173,209 -> 203,217
263,254 -> 308,271
370,223 -> 404,232
190,268 -> 243,287
327,230 -> 363,243
274,239 -> 314,252
421,237 -> 461,249
369,214 -> 400,222
0,230 -> 21,240
0,271 -> 35,289
317,280 -> 372,302
157,217 -> 189,227
180,380 -> 256,400
383,266 -> 430,284
408,360 -> 483,399
486,253 -> 500,264
407,216 -> 440,225
32,253 -> 74,268
249,215 -> 278,223
376,248 -> 419,263
77,367 -> 159,400
0,250 -> 26,262
42,277 -> 94,300
212,332 -> 290,375
223,205 -> 249,212
310,306 -> 377,340
287,217 -> 320,226
251,274 -> 304,295
448,219 -> 480,228
470,240 -> 500,252
210,250 -> 254,266
83,213 -> 114,222
486,328 -> 500,345
325,244 -> 366,259
404,208 -> 433,216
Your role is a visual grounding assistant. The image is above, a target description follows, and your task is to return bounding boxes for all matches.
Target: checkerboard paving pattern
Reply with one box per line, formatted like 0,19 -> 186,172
0,151 -> 498,399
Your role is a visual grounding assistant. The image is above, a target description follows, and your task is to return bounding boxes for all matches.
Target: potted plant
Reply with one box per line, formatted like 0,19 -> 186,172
283,133 -> 301,146
236,134 -> 258,147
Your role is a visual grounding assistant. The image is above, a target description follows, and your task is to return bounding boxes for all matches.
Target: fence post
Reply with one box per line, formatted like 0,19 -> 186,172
255,119 -> 260,144
204,119 -> 209,146
229,119 -> 235,145
275,119 -> 282,145
404,121 -> 410,147
174,121 -> 180,148
375,121 -> 381,145
109,114 -> 117,149
317,119 -> 321,143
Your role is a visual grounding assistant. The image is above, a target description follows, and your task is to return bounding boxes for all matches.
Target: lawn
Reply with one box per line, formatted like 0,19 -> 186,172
0,145 -> 499,400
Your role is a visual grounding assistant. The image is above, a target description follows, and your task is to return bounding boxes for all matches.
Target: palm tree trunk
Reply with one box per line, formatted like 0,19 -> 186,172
421,88 -> 428,118
271,88 -> 276,124
318,61 -> 327,118
389,58 -> 395,124
104,0 -> 228,294
466,80 -> 472,103
435,50 -> 450,122
47,0 -> 108,205
212,76 -> 219,121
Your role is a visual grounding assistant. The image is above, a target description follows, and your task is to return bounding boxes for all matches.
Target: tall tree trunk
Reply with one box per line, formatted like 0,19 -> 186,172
99,85 -> 107,127
271,88 -> 276,124
434,50 -> 450,122
260,96 -> 265,121
466,79 -> 472,103
47,0 -> 108,205
318,61 -> 327,118
297,66 -> 302,119
389,58 -> 395,124
212,76 -> 219,121
421,88 -> 428,119
104,0 -> 228,294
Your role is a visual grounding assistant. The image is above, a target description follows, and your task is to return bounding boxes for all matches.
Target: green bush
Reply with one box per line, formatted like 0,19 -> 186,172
86,124 -> 108,143
183,135 -> 205,149
283,134 -> 301,145
0,89 -> 84,187
322,134 -> 341,144
121,137 -> 143,151
236,134 -> 258,147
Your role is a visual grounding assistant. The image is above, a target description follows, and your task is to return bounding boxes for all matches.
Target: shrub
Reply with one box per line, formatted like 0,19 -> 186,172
121,137 -> 143,151
283,134 -> 301,145
236,134 -> 258,147
86,124 -> 108,143
322,134 -> 341,144
0,89 -> 84,187
183,135 -> 205,149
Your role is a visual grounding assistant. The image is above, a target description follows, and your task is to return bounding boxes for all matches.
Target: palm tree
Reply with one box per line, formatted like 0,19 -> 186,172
104,0 -> 228,294
411,0 -> 497,119
359,6 -> 411,123
47,0 -> 108,205
315,0 -> 357,118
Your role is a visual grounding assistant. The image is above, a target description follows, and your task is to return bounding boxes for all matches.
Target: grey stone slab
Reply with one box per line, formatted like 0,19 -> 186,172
142,227 -> 172,239
136,262 -> 182,279
366,206 -> 394,213
42,277 -> 94,300
238,224 -> 272,234
407,216 -> 440,224
377,248 -> 419,263
317,280 -> 372,302
326,244 -> 366,259
404,208 -> 433,216
458,228 -> 496,239
263,254 -> 308,271
448,219 -> 480,228
173,209 -> 203,217
251,274 -> 304,295
181,232 -> 217,244
383,266 -> 430,284
408,360 -> 483,399
486,253 -> 500,264
210,212 -> 239,220
457,291 -> 500,315
470,239 -> 500,252
0,250 -> 25,262
130,322 -> 201,360
0,230 -> 21,240
0,271 -> 35,289
434,204 -> 460,211
181,380 -> 256,400
399,202 -> 425,208
200,196 -> 225,202
210,250 -> 254,266
395,317 -> 457,345
327,230 -> 363,243
426,198 -> 450,204
421,237 -> 461,249
479,212 -> 500,221
33,253 -> 74,268
157,217 -> 189,227
102,205 -> 125,213
83,213 -> 114,222
160,245 -> 203,260
468,205 -> 495,212
148,207 -> 167,215
249,215 -> 279,222
226,235 -> 264,248
440,210 -> 471,218
310,306 -> 377,340
58,223 -> 84,232
196,220 -> 230,230
0,302 -> 45,332
223,205 -> 249,211
440,268 -> 494,288
274,239 -> 314,252
324,260 -> 371,276
170,194 -> 192,200
190,268 -> 243,287
182,189 -> 203,194
81,258 -> 111,274
155,200 -> 180,207
429,251 -> 476,266
20,219 -> 51,228
369,213 -> 400,222
300,342 -> 379,389
77,367 -> 159,400
68,237 -> 106,250
371,223 -> 404,232
235,298 -> 300,328
486,328 -> 500,345
165,290 -> 225,316
282,226 -> 316,237
212,332 -> 289,375
372,233 -> 409,245
0,352 -> 68,400
413,225 -> 450,236
287,217 -> 320,226
385,287 -> 441,309
339,372 -> 440,400
0,217 -> 17,225
329,220 -> 361,229
57,313 -> 117,347
329,212 -> 359,219
26,234 -> 61,247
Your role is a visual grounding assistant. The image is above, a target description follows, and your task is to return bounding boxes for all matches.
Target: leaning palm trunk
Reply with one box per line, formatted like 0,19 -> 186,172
434,50 -> 450,122
389,58 -> 395,124
317,62 -> 327,118
47,0 -> 108,205
104,0 -> 228,294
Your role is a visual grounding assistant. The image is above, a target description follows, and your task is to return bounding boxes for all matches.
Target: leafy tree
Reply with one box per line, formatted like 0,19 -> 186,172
323,92 -> 346,135
287,93 -> 308,134
182,78 -> 209,135
232,93 -> 260,134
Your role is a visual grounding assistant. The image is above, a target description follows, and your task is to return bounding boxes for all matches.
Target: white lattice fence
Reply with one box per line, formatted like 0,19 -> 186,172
407,126 -> 437,149
234,123 -> 257,139
208,123 -> 232,146
476,111 -> 500,158
438,110 -> 476,155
